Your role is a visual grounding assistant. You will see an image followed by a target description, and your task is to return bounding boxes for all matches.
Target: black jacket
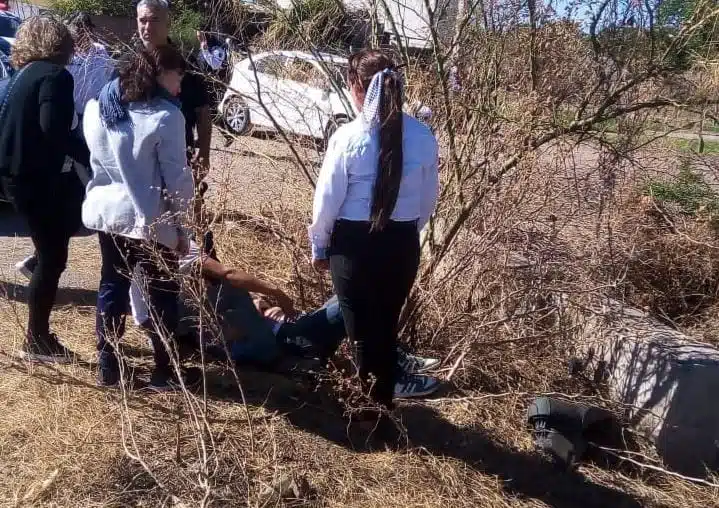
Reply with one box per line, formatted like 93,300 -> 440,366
0,60 -> 87,189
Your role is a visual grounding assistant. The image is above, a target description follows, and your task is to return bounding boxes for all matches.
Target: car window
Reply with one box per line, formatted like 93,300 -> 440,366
327,63 -> 348,89
284,58 -> 329,89
254,55 -> 288,78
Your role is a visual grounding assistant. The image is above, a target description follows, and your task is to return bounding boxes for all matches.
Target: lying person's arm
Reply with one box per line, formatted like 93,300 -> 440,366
200,256 -> 295,317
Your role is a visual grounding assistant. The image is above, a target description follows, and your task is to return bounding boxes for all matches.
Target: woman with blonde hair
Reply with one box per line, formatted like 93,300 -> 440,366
0,15 -> 86,363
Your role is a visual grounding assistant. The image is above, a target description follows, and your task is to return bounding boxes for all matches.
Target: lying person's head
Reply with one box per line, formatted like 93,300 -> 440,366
120,45 -> 186,101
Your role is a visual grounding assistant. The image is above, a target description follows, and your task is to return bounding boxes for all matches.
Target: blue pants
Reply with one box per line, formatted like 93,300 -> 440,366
96,232 -> 179,370
209,282 -> 281,366
224,294 -> 346,365
277,295 -> 346,359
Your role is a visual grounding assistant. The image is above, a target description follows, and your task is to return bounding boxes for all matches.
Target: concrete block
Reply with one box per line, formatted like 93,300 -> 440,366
573,297 -> 719,476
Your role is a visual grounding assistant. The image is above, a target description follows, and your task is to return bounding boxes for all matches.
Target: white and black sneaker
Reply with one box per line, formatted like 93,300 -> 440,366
20,333 -> 75,364
394,374 -> 440,399
397,348 -> 440,374
15,254 -> 38,281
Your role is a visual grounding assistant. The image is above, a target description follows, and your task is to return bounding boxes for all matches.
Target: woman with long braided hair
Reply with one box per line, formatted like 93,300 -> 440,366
309,49 -> 440,409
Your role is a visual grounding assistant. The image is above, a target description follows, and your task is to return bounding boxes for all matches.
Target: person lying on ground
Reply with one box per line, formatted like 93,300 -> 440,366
130,233 -> 441,398
130,232 -> 296,369
249,295 -> 441,398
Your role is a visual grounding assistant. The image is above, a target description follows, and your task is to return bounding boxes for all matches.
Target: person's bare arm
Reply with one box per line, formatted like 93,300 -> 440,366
200,256 -> 295,316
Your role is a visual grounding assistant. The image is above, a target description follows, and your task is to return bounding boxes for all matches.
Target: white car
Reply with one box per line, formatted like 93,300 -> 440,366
219,50 -> 357,142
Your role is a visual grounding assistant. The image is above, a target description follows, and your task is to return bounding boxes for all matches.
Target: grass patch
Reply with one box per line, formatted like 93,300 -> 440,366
645,162 -> 719,219
668,137 -> 719,154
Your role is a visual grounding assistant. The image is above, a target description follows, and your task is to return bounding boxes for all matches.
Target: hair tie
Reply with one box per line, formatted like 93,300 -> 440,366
361,67 -> 404,127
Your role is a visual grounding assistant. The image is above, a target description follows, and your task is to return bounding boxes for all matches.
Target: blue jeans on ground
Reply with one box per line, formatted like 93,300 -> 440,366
96,232 -> 179,371
277,295 -> 346,360
211,282 -> 281,366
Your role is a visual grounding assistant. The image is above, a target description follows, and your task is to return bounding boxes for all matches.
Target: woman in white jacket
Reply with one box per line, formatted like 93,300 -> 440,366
83,45 -> 195,390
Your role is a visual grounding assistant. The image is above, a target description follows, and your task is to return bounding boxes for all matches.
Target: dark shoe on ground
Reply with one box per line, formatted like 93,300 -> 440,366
147,366 -> 203,393
20,333 -> 75,364
394,374 -> 440,399
282,333 -> 316,358
96,352 -> 134,388
15,254 -> 37,281
397,348 -> 440,374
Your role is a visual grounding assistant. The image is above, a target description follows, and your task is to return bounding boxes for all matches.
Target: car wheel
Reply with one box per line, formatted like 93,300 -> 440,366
324,115 -> 350,144
223,95 -> 250,135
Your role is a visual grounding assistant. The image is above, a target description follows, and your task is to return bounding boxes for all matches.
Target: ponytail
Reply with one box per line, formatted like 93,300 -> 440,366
347,49 -> 405,232
370,71 -> 403,232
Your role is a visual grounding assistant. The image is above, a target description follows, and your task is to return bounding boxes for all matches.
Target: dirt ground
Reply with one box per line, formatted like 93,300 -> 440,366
0,129 -> 715,507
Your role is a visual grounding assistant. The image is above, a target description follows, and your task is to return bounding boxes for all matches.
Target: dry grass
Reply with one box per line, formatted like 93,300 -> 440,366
4,1 -> 719,502
0,131 -> 716,507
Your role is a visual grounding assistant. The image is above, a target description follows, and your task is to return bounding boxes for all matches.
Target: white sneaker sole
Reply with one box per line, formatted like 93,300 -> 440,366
414,358 -> 440,374
402,357 -> 441,374
15,263 -> 32,281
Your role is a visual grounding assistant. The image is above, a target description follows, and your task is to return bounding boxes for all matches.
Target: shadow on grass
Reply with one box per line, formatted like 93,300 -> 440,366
0,280 -> 98,307
3,347 -> 649,508
202,366 -> 647,508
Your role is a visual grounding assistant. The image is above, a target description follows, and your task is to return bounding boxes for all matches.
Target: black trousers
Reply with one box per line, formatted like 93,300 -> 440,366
13,173 -> 84,340
329,219 -> 420,407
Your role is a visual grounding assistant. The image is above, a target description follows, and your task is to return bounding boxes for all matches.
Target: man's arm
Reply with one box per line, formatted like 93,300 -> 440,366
200,256 -> 295,316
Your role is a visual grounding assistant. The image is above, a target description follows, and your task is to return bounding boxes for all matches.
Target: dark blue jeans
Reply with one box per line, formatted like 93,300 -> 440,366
96,232 -> 179,370
224,294 -> 346,365
277,295 -> 346,359
208,282 -> 280,366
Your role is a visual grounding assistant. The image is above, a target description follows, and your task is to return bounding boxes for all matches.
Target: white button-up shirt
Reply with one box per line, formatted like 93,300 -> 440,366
309,114 -> 439,259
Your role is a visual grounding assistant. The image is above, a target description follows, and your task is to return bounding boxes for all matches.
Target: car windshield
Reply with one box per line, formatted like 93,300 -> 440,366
0,14 -> 20,39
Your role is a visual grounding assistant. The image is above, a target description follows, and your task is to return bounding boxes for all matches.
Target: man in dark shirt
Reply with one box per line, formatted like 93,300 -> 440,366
136,0 -> 212,181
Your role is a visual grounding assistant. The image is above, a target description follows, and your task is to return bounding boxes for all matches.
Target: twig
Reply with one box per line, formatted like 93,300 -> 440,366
592,443 -> 719,488
445,350 -> 467,381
